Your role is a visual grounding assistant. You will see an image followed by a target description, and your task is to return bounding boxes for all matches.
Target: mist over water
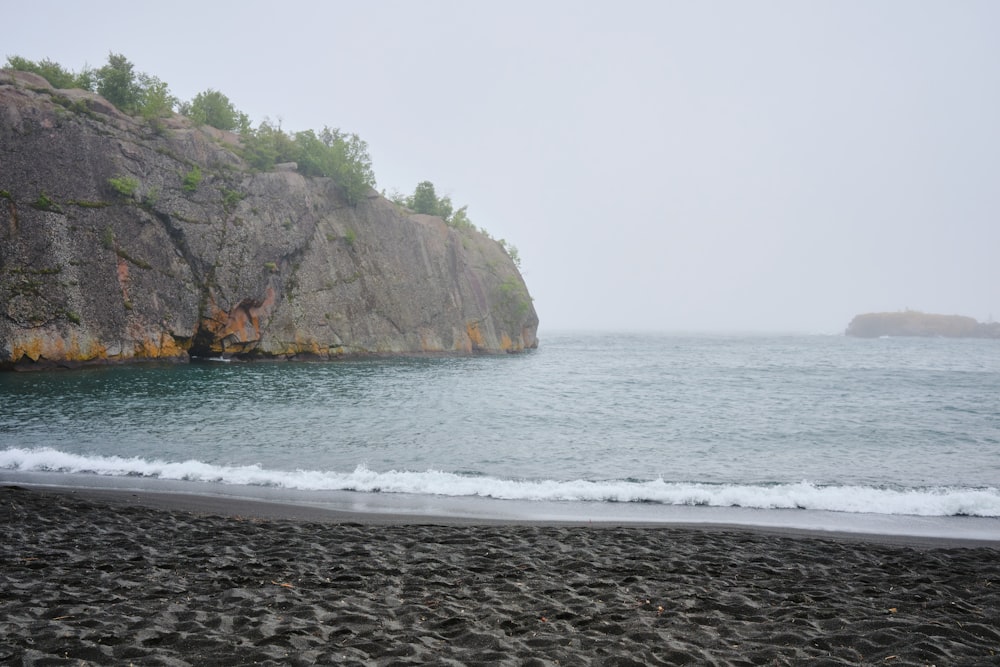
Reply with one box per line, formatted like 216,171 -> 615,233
2,333 -> 999,525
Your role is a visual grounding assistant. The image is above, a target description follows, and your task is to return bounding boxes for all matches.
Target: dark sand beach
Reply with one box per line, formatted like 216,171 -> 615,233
2,486 -> 998,666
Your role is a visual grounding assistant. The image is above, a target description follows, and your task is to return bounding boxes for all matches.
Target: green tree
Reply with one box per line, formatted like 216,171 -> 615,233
96,52 -> 140,112
405,181 -> 462,222
498,238 -> 522,268
385,189 -> 407,207
246,125 -> 375,205
450,205 -> 473,231
138,73 -> 176,128
239,118 -> 375,205
293,129 -> 335,177
183,89 -> 247,131
4,55 -> 93,90
240,119 -> 296,170
74,65 -> 97,91
320,127 -> 375,205
410,181 -> 440,215
397,181 -> 480,231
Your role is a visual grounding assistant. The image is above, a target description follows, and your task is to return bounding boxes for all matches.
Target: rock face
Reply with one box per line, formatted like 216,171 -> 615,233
0,71 -> 538,369
845,311 -> 1000,339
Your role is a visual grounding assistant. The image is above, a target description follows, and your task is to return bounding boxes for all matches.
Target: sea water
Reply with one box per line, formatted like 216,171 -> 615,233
2,332 -> 998,538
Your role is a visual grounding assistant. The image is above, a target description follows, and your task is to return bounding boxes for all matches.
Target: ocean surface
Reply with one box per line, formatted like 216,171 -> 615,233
2,332 -> 999,539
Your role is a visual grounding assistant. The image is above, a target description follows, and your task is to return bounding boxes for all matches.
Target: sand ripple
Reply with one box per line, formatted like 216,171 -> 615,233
1,487 -> 998,665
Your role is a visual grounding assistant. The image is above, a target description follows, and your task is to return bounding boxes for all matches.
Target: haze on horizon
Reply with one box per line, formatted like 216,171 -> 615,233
4,1 -> 998,335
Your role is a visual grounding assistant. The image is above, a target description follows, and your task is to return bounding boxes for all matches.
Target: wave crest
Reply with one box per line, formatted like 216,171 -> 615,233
2,447 -> 998,517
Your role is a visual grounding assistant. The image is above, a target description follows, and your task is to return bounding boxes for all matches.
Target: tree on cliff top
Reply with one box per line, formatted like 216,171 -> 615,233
4,55 -> 94,90
390,181 -> 518,265
96,53 -> 142,113
5,52 -> 374,205
295,127 -> 375,204
392,181 -> 455,221
94,53 -> 176,123
5,53 -> 175,122
180,89 -> 249,132
238,122 -> 375,205
392,181 -> 475,232
410,181 -> 452,219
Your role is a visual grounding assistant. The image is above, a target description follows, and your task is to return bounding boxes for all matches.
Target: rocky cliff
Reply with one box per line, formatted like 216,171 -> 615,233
845,311 -> 999,338
0,70 -> 538,369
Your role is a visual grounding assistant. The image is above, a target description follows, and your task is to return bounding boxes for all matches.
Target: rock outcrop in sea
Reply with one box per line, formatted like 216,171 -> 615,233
0,70 -> 538,369
845,311 -> 999,338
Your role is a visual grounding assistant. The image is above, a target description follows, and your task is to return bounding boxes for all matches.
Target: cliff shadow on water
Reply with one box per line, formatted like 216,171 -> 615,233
0,70 -> 537,370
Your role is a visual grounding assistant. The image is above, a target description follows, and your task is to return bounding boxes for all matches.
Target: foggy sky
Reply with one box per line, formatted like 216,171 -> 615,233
5,0 -> 998,334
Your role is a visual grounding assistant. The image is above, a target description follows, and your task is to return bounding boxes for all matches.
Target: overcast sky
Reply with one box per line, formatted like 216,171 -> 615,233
5,0 -> 999,333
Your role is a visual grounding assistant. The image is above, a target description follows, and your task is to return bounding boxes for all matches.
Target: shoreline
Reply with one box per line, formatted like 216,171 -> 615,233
12,482 -> 1000,549
3,485 -> 999,665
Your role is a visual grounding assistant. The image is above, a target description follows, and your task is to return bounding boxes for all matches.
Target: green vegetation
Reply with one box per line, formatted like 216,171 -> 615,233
101,226 -> 115,249
8,266 -> 62,276
180,89 -> 249,132
8,277 -> 43,298
391,181 -> 475,231
65,311 -> 82,325
413,181 -> 452,218
497,276 -> 532,319
142,187 -> 159,208
115,248 -> 152,270
221,188 -> 244,212
7,52 -> 376,206
498,238 -> 522,269
345,229 -> 356,245
168,211 -> 205,225
30,192 -> 62,213
182,166 -> 202,192
395,181 -> 453,219
95,53 -> 140,112
239,120 -> 292,170
50,93 -> 93,118
240,123 -> 375,205
6,53 -> 175,124
7,53 -> 517,233
108,175 -> 139,198
264,261 -> 278,273
389,181 -> 525,270
449,206 -> 474,231
138,74 -> 176,131
4,55 -> 93,89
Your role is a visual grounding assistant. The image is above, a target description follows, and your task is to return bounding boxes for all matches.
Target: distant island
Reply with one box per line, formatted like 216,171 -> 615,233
845,311 -> 1000,339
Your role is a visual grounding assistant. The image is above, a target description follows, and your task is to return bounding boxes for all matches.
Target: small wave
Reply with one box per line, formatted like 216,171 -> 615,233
2,447 -> 999,517
191,355 -> 232,363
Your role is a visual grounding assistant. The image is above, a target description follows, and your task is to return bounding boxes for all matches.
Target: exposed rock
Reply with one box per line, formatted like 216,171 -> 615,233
4,70 -> 52,91
0,70 -> 538,370
845,311 -> 999,339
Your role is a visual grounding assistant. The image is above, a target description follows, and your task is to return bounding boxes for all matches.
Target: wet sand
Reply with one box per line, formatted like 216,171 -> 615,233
2,485 -> 998,665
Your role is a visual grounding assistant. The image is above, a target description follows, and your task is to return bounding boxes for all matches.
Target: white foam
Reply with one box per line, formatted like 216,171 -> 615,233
2,447 -> 998,517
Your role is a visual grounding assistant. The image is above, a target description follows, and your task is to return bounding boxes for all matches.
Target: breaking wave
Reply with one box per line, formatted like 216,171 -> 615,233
2,447 -> 999,518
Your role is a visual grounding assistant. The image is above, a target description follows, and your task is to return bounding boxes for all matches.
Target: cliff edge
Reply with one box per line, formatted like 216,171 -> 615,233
0,70 -> 538,369
845,311 -> 999,339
